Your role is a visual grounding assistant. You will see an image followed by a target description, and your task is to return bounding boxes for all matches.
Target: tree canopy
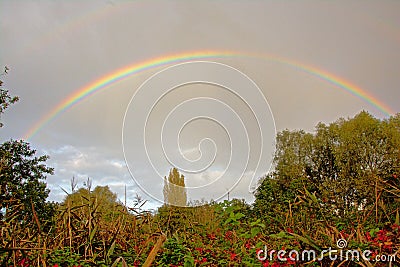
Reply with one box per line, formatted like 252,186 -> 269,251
62,184 -> 126,221
0,68 -> 18,128
163,168 -> 187,206
0,71 -> 54,231
254,111 -> 400,227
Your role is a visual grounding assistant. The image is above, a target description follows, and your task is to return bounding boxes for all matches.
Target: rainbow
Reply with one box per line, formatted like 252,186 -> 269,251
24,50 -> 395,140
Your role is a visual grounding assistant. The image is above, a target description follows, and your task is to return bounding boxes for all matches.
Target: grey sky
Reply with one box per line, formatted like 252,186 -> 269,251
1,1 -> 399,209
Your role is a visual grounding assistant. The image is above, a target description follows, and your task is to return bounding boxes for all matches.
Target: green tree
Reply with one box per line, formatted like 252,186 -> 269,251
0,70 -> 54,230
62,184 -> 126,221
0,69 -> 56,266
0,67 -> 19,128
163,168 -> 187,206
310,112 -> 399,221
254,111 -> 400,227
0,140 -> 55,226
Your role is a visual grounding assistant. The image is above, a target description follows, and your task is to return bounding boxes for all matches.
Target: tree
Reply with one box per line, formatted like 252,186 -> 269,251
163,168 -> 187,206
0,67 -> 19,128
0,70 -> 55,231
62,184 -> 126,221
0,140 -> 55,226
254,111 -> 400,227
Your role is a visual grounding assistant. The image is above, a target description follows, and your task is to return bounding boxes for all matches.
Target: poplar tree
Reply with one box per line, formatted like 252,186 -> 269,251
163,168 -> 187,206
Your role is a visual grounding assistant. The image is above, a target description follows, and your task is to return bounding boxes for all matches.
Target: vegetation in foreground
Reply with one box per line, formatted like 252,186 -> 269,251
1,71 -> 399,266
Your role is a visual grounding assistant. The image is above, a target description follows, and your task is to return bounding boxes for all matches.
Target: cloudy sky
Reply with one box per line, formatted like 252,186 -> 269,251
1,1 -> 399,209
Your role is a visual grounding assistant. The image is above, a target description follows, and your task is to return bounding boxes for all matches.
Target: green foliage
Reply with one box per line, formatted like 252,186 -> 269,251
62,184 -> 126,221
252,111 -> 400,265
156,237 -> 189,266
46,247 -> 90,267
254,111 -> 400,228
0,68 -> 19,127
153,199 -> 269,266
1,85 -> 399,267
0,74 -> 57,266
0,140 -> 56,230
156,205 -> 188,235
